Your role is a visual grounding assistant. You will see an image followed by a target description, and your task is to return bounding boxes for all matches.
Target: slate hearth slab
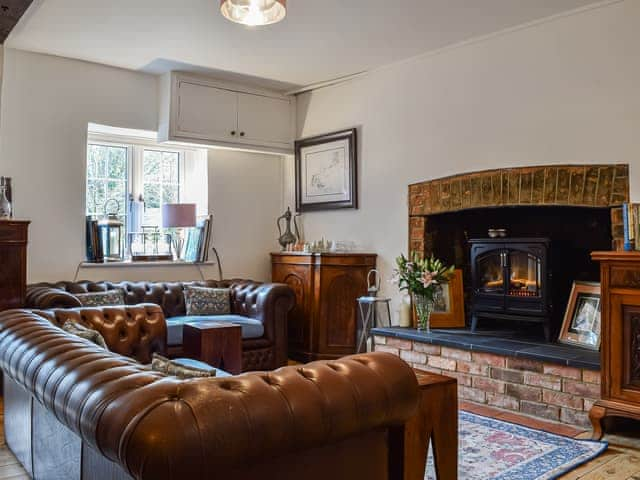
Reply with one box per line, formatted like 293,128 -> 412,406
372,327 -> 600,370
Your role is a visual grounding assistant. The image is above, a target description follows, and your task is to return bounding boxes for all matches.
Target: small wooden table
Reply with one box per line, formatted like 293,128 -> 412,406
183,321 -> 242,375
404,370 -> 458,480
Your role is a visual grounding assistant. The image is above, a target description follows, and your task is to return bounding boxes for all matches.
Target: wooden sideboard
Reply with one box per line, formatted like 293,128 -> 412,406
271,252 -> 377,362
590,251 -> 640,439
0,220 -> 29,312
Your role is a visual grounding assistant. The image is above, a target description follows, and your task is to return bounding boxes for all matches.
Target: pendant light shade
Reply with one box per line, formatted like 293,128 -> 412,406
220,0 -> 286,26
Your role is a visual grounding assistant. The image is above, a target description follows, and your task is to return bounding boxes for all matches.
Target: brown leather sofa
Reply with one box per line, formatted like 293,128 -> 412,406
0,307 -> 421,480
26,279 -> 295,371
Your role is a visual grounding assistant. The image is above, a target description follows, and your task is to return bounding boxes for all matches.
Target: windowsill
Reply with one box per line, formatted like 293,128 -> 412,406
80,261 -> 216,268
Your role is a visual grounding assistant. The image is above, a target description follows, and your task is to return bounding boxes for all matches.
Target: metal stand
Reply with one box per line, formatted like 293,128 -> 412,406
357,296 -> 392,353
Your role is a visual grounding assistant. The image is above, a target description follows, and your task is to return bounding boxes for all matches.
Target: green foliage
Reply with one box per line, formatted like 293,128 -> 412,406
392,252 -> 455,298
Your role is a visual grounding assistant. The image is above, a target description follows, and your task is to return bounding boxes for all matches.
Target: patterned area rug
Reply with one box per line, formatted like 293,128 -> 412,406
427,411 -> 607,480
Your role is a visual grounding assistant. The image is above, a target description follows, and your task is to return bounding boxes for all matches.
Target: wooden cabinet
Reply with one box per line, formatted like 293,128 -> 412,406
0,220 -> 29,312
158,72 -> 295,154
590,251 -> 640,439
271,252 -> 377,362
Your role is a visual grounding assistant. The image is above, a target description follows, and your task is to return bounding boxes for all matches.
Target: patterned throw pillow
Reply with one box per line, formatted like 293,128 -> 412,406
75,289 -> 126,307
151,354 -> 217,379
62,320 -> 109,349
184,286 -> 231,316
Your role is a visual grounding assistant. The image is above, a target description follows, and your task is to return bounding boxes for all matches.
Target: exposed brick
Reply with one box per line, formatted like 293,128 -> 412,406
472,377 -> 505,394
428,356 -> 456,371
446,372 -> 472,387
520,401 -> 560,421
560,408 -> 591,428
460,386 -> 486,403
413,343 -> 441,355
582,370 -> 601,385
543,364 -> 582,380
583,398 -> 597,412
472,352 -> 506,368
542,390 -> 583,410
400,350 -> 427,365
487,392 -> 519,411
524,372 -> 562,391
563,379 -> 600,399
506,384 -> 542,402
506,357 -> 544,373
373,346 -> 399,356
457,360 -> 490,376
373,336 -> 387,345
491,367 -> 524,384
386,338 -> 412,350
441,347 -> 472,362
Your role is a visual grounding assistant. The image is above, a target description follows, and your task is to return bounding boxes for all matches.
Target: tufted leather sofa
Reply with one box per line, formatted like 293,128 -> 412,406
0,308 -> 421,480
26,279 -> 295,371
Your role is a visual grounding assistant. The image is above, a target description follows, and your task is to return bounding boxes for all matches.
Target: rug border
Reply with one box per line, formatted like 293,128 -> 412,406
459,410 -> 609,480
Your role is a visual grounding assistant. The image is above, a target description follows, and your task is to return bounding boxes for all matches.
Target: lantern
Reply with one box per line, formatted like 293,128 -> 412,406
98,199 -> 124,262
357,269 -> 392,353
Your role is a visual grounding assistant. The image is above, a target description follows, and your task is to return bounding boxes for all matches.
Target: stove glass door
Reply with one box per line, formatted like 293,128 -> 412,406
477,251 -> 505,295
508,250 -> 541,297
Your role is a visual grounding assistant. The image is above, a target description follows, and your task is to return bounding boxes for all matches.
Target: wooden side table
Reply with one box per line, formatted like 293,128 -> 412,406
183,321 -> 242,375
402,370 -> 458,480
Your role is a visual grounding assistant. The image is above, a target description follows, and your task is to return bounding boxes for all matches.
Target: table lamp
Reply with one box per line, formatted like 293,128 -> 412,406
162,203 -> 196,261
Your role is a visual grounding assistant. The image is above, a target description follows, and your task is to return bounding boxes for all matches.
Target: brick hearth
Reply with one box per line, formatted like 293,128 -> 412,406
375,336 -> 600,428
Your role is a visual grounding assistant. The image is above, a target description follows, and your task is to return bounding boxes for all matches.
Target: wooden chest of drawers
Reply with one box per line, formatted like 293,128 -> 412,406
0,220 -> 30,312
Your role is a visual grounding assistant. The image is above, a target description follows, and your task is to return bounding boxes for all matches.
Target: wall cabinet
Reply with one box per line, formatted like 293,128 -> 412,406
590,251 -> 640,439
0,220 -> 29,312
271,253 -> 377,362
159,72 -> 295,154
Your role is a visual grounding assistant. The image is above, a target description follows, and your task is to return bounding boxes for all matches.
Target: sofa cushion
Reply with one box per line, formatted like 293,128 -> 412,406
184,286 -> 231,315
75,289 -> 125,307
167,315 -> 264,346
62,320 -> 109,349
151,353 -> 216,378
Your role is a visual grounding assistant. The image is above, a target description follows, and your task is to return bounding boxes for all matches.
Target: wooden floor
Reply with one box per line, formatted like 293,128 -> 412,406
0,398 -> 639,479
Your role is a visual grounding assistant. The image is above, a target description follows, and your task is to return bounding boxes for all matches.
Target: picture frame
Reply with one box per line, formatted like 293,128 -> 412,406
413,269 -> 465,329
295,128 -> 358,212
558,281 -> 602,350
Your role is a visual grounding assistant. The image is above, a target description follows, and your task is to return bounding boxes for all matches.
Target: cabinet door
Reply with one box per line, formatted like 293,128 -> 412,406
237,93 -> 292,146
610,293 -> 640,403
175,81 -> 238,141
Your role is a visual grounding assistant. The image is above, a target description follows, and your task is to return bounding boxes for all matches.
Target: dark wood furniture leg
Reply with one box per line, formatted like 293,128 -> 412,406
404,371 -> 458,480
183,322 -> 242,375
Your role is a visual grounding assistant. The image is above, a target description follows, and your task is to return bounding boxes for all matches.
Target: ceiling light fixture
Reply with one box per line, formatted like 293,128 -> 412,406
220,0 -> 286,27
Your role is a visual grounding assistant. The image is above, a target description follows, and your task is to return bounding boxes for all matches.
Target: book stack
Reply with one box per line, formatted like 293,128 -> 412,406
183,215 -> 213,263
622,202 -> 640,252
86,217 -> 104,262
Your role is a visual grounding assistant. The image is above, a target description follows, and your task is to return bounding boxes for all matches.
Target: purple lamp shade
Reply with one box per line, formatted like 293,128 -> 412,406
162,203 -> 197,228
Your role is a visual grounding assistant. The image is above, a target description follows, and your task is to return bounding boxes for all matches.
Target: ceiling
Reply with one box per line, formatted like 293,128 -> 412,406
7,0 -> 602,90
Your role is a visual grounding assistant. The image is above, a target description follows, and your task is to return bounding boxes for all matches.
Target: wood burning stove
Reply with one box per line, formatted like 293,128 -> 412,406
470,238 -> 552,340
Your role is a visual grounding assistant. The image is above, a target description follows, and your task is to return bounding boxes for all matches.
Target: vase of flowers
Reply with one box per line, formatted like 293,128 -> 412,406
393,253 -> 454,332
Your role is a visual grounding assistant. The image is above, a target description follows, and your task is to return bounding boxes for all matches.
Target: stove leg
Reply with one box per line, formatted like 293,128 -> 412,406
543,324 -> 551,342
471,314 -> 478,333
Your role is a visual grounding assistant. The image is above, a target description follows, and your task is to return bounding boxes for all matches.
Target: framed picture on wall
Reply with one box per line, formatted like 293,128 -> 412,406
559,281 -> 602,350
413,269 -> 465,328
295,128 -> 358,212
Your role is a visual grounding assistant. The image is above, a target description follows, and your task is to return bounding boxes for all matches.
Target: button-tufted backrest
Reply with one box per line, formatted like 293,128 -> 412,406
35,304 -> 167,364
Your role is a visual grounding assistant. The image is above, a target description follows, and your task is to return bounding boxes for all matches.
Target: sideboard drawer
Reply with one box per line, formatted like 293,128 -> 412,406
0,223 -> 27,243
610,266 -> 640,289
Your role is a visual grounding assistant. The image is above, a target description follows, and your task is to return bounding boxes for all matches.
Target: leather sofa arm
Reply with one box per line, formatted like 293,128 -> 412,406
26,285 -> 82,309
0,310 -> 418,479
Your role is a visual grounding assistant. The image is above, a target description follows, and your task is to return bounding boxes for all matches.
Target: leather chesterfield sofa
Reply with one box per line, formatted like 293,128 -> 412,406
26,279 -> 295,371
0,307 -> 421,480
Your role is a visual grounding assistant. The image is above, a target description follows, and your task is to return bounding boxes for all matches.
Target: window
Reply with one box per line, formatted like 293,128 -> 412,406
86,126 -> 208,259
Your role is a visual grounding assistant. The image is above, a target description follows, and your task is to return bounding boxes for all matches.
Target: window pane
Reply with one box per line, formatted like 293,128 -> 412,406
162,152 -> 179,183
144,150 -> 161,183
162,185 -> 179,204
144,183 -> 160,209
108,150 -> 127,178
107,181 -> 127,214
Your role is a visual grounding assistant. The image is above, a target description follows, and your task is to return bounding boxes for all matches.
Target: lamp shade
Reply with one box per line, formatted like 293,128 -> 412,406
220,0 -> 286,26
162,204 -> 197,228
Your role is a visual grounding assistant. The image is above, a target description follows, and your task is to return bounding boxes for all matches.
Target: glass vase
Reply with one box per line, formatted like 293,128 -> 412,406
412,292 -> 434,333
0,186 -> 11,219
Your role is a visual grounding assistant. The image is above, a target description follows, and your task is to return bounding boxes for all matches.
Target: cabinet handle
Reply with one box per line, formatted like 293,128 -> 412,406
231,131 -> 236,136
240,132 -> 245,137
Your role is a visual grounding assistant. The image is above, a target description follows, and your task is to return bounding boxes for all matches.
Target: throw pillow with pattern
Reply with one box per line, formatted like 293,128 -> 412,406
75,289 -> 126,307
62,320 -> 109,349
151,354 -> 217,378
184,286 -> 231,316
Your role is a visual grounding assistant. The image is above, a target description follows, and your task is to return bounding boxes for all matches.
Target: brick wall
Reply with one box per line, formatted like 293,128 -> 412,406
375,336 -> 600,428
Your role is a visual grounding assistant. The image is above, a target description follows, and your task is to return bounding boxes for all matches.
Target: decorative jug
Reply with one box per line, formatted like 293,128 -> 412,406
277,207 -> 298,250
0,186 -> 11,219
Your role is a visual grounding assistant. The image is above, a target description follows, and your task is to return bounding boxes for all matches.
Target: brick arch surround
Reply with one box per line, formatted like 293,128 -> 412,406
408,164 -> 630,257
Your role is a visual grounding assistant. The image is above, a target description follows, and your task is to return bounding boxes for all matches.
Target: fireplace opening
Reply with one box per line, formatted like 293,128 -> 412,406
426,205 -> 612,341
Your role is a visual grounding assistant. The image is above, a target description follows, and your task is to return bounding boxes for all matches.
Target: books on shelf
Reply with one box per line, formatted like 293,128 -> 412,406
622,202 -> 640,252
183,215 -> 212,263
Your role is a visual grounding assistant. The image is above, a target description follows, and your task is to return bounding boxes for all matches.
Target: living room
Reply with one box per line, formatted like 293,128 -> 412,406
0,1 -> 639,479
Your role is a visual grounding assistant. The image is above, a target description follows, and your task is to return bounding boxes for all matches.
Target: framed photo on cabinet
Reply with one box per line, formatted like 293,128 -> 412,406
413,269 -> 465,328
295,128 -> 358,212
559,281 -> 601,350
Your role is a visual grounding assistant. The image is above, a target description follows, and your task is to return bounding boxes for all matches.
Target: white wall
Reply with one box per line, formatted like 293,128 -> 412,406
0,48 -> 283,283
289,0 -> 640,316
